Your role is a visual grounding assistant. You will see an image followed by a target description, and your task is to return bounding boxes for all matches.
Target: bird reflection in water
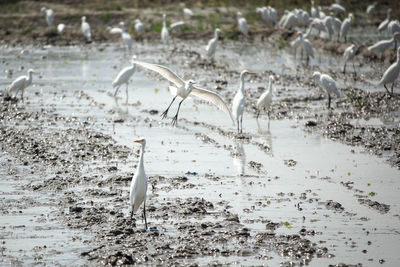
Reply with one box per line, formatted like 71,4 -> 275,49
112,95 -> 128,134
257,119 -> 273,156
232,138 -> 246,176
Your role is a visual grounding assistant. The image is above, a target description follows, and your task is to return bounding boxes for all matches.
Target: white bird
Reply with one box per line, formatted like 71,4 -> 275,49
378,9 -> 392,33
332,17 -> 342,39
232,70 -> 256,134
312,71 -> 340,109
134,19 -> 144,33
5,69 -> 36,100
57,23 -> 65,33
237,12 -> 248,37
388,20 -> 400,36
40,7 -> 54,27
161,14 -> 169,45
311,0 -> 319,18
130,138 -> 148,229
108,26 -> 123,34
206,28 -> 220,60
366,2 -> 377,14
343,44 -> 357,75
81,16 -> 91,42
368,32 -> 400,54
340,13 -> 353,42
112,56 -> 136,98
323,16 -> 334,39
378,47 -> 400,95
256,75 -> 275,119
282,12 -> 297,30
330,3 -> 345,15
133,60 -> 234,125
292,32 -> 314,63
119,22 -> 133,50
181,3 -> 194,18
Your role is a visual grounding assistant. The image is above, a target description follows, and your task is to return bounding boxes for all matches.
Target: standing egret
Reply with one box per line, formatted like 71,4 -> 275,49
340,13 -> 353,42
120,22 -> 133,50
5,69 -> 37,100
206,28 -> 221,60
343,44 -> 356,75
332,17 -> 342,39
368,32 -> 400,54
232,70 -> 256,134
378,47 -> 400,95
311,0 -> 319,18
292,33 -> 314,63
134,19 -> 144,33
312,71 -> 340,109
130,138 -> 148,230
161,14 -> 169,45
181,3 -> 194,18
40,7 -> 54,27
133,60 -> 234,125
112,56 -> 136,98
237,12 -> 248,37
378,9 -> 392,33
81,16 -> 91,42
256,75 -> 275,120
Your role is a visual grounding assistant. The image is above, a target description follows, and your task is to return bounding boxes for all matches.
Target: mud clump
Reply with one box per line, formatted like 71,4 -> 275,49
358,199 -> 390,214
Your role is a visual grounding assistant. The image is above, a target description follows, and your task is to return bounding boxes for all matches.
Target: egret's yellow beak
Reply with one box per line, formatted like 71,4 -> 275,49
133,139 -> 141,143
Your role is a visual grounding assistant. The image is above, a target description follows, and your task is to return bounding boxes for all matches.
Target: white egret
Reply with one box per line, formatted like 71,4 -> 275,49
133,60 -> 234,125
108,26 -> 123,34
388,20 -> 400,36
81,16 -> 91,42
161,14 -> 169,45
232,70 -> 256,133
256,7 -> 269,24
5,69 -> 37,100
332,17 -> 342,39
40,7 -> 54,27
282,12 -> 297,30
130,138 -> 148,230
181,3 -> 194,18
366,2 -> 377,15
57,23 -> 65,33
311,0 -> 319,18
329,3 -> 345,15
256,75 -> 275,119
292,32 -> 314,63
112,55 -> 136,98
237,12 -> 248,37
206,28 -> 220,60
340,13 -> 353,42
312,71 -> 340,108
343,44 -> 357,75
134,19 -> 144,33
368,32 -> 400,54
120,22 -> 133,50
378,9 -> 392,33
378,47 -> 400,95
323,16 -> 334,39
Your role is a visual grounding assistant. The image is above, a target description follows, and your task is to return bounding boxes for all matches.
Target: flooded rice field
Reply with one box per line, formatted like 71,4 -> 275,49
1,40 -> 400,266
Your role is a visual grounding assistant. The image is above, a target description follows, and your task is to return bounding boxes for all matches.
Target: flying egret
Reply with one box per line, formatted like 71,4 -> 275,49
368,32 -> 400,54
256,75 -> 275,120
378,9 -> 392,33
112,56 -> 136,98
232,70 -> 256,134
133,60 -> 234,125
312,71 -> 340,109
119,22 -> 133,50
57,23 -> 65,33
340,13 -> 353,42
343,44 -> 357,75
134,19 -> 144,33
206,28 -> 221,60
81,16 -> 91,42
130,138 -> 148,230
161,14 -> 169,45
366,2 -> 377,15
237,12 -> 248,37
5,69 -> 37,100
40,7 -> 54,27
378,47 -> 400,95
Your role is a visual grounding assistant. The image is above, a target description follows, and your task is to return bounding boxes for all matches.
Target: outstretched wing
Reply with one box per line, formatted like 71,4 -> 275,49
170,21 -> 185,31
133,60 -> 184,88
191,86 -> 235,125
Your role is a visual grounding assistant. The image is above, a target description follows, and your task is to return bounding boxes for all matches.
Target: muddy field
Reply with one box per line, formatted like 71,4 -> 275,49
1,1 -> 400,266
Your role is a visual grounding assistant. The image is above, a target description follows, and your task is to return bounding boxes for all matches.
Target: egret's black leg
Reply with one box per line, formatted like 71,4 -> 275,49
328,94 -> 331,109
125,83 -> 129,102
256,110 -> 260,119
384,84 -> 391,94
161,96 -> 177,119
172,99 -> 184,126
343,62 -> 346,74
240,116 -> 243,134
391,82 -> 395,95
352,63 -> 357,80
114,85 -> 120,96
143,202 -> 148,230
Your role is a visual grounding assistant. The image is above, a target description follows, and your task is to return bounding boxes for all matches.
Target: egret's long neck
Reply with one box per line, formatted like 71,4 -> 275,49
268,79 -> 273,93
215,31 -> 219,40
28,72 -> 33,83
239,75 -> 245,94
138,145 -> 145,171
163,17 -> 166,28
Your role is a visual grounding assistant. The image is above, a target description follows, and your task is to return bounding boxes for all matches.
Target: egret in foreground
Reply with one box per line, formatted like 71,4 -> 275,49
232,70 -> 256,134
5,69 -> 37,100
206,28 -> 221,60
378,47 -> 400,95
81,16 -> 91,42
130,139 -> 148,230
256,75 -> 275,120
41,7 -> 54,27
312,71 -> 340,109
112,56 -> 136,98
133,60 -> 234,126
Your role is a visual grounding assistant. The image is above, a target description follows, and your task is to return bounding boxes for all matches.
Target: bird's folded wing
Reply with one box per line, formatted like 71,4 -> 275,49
192,86 -> 235,125
170,21 -> 185,31
109,27 -> 123,34
133,60 -> 184,88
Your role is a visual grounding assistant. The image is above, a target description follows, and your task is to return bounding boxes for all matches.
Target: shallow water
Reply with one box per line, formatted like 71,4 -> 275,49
1,42 -> 399,265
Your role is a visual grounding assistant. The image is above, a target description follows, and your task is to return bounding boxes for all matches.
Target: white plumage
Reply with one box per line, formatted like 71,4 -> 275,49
120,22 -> 133,50
368,32 -> 400,54
330,3 -> 345,15
378,9 -> 392,33
378,47 -> 400,95
256,75 -> 275,119
134,19 -> 144,33
161,14 -> 169,45
343,44 -> 357,74
232,70 -> 255,133
340,13 -> 353,42
133,60 -> 234,125
237,12 -> 248,37
81,16 -> 91,42
181,3 -> 194,18
5,69 -> 36,100
312,71 -> 340,108
57,24 -> 65,33
388,20 -> 400,35
112,56 -> 136,97
206,28 -> 220,59
41,7 -> 54,27
130,138 -> 148,229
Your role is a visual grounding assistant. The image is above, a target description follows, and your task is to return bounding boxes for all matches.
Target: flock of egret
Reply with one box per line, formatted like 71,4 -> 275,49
4,2 -> 400,228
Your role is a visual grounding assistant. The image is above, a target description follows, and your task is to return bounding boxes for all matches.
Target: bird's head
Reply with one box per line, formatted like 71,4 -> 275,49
28,69 -> 37,75
134,19 -> 141,24
163,14 -> 166,20
187,80 -> 196,87
119,21 -> 125,27
241,70 -> 256,78
82,16 -> 86,21
237,12 -> 243,19
134,138 -> 146,148
312,71 -> 321,80
215,28 -> 221,35
131,55 -> 137,63
269,75 -> 275,82
41,7 -> 46,13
